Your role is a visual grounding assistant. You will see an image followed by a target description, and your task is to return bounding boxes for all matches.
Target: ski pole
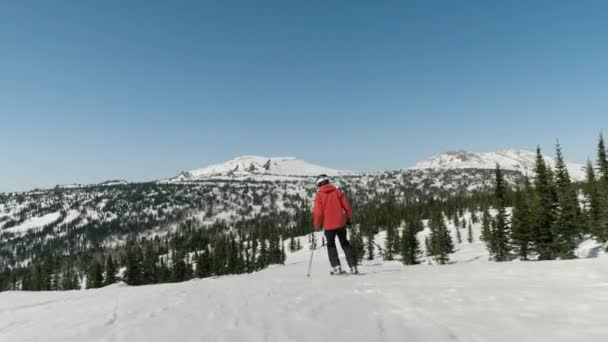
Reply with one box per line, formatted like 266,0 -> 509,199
306,233 -> 315,277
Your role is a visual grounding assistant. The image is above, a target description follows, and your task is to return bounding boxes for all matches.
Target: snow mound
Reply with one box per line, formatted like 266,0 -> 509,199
412,149 -> 585,181
170,155 -> 351,181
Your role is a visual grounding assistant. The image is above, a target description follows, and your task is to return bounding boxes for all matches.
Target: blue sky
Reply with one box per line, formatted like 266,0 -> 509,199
1,1 -> 607,192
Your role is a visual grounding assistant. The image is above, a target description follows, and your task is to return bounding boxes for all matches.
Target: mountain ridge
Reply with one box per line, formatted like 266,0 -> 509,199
169,149 -> 586,183
411,149 -> 586,181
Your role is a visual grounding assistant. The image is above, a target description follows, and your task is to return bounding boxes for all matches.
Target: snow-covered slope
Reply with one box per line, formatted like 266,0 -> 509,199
412,149 -> 586,181
2,225 -> 608,342
170,155 -> 350,181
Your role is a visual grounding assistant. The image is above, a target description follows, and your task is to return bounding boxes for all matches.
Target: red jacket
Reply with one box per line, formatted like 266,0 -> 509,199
313,184 -> 352,231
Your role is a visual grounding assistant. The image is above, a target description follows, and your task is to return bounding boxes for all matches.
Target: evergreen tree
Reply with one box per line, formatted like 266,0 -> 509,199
257,238 -> 268,270
365,228 -> 375,261
60,265 -> 79,291
400,222 -> 421,265
533,147 -> 556,260
511,180 -> 533,260
551,143 -> 579,259
427,213 -> 454,264
488,164 -> 511,261
196,247 -> 212,278
467,221 -> 473,243
105,256 -> 117,286
480,208 -> 492,243
142,245 -> 158,285
349,227 -> 365,263
227,235 -> 241,274
86,260 -> 104,289
597,133 -> 608,186
585,159 -> 608,240
289,235 -> 297,252
171,252 -> 190,282
124,240 -> 143,285
31,261 -> 44,291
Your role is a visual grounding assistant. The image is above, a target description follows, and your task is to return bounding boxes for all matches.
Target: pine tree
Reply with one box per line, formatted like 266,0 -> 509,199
533,146 -> 556,260
289,235 -> 297,252
365,228 -> 375,261
105,256 -> 117,286
467,221 -> 473,243
511,179 -> 533,260
87,260 -> 104,289
172,258 -> 189,282
31,261 -> 44,291
400,222 -> 421,265
196,247 -> 212,278
480,208 -> 492,243
258,238 -> 268,270
455,224 -> 462,244
350,228 -> 365,263
384,224 -> 396,260
551,142 -> 579,259
427,213 -> 454,264
142,246 -> 158,284
125,240 -> 143,285
597,133 -> 608,186
60,264 -> 79,290
227,235 -> 240,274
585,160 -> 608,240
489,164 -> 511,261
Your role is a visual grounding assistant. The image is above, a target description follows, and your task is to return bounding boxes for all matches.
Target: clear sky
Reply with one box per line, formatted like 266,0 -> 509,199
1,0 -> 607,192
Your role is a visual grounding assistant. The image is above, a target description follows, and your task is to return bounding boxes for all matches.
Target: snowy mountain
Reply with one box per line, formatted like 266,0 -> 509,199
169,155 -> 350,182
98,180 -> 129,186
0,149 -> 585,272
412,149 -> 586,181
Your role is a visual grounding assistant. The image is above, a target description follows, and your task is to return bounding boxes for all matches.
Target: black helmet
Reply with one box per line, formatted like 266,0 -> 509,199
315,174 -> 330,187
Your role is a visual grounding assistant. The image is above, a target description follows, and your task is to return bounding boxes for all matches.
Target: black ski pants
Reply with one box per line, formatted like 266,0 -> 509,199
324,227 -> 355,268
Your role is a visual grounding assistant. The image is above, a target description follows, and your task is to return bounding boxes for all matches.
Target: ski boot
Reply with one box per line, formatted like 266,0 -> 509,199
330,266 -> 345,275
350,266 -> 359,275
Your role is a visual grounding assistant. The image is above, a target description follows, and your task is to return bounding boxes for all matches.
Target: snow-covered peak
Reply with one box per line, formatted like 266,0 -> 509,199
171,155 -> 348,181
412,149 -> 586,181
98,180 -> 129,186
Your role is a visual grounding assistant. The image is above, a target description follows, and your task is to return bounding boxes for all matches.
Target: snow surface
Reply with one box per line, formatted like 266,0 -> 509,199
2,227 -> 608,341
1,211 -> 61,233
412,149 -> 586,181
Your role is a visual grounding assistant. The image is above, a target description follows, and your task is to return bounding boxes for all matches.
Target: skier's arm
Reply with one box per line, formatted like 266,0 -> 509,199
339,191 -> 352,225
313,194 -> 324,231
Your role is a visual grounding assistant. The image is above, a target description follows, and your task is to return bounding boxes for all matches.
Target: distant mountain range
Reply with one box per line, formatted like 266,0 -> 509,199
167,149 -> 586,183
2,148 -> 584,269
411,149 -> 586,181
169,155 -> 346,182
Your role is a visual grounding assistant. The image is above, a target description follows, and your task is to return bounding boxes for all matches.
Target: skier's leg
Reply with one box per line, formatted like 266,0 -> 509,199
324,229 -> 340,268
337,227 -> 356,268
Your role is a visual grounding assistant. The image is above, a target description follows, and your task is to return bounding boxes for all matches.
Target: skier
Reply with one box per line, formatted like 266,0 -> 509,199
313,174 -> 358,275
